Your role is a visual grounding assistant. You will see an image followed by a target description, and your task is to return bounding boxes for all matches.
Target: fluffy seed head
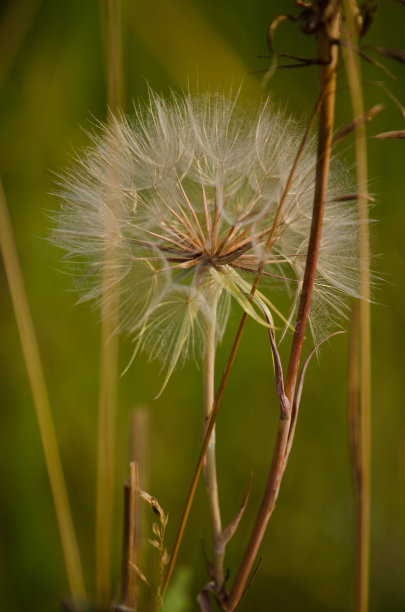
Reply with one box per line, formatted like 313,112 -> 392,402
53,91 -> 361,387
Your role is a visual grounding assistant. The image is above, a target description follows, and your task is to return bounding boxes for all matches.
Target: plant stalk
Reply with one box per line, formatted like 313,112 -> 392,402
161,310 -> 248,601
342,3 -> 371,610
203,305 -> 225,592
115,463 -> 139,611
95,0 -> 124,607
162,72 -> 324,602
226,9 -> 341,610
0,179 -> 86,602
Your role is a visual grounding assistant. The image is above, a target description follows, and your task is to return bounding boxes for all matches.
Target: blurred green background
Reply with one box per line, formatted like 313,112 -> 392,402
0,1 -> 404,610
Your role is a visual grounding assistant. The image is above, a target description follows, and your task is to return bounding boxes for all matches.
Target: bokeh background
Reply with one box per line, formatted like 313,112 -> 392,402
0,1 -> 404,610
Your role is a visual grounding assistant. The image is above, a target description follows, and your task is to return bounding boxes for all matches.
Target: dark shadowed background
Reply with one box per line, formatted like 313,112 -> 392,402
0,1 -> 404,610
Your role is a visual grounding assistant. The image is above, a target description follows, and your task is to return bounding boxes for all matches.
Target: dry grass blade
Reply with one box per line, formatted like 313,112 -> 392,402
373,129 -> 405,139
0,179 -> 86,602
333,103 -> 384,143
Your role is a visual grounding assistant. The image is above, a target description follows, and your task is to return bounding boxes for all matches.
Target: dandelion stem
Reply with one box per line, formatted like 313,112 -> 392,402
342,3 -> 371,610
161,310 -> 249,601
0,179 -> 86,602
203,303 -> 225,592
226,9 -> 341,609
162,79 -> 324,604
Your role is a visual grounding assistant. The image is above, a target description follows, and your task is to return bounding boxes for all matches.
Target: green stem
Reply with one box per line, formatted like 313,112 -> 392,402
0,179 -> 86,602
342,3 -> 371,610
203,304 -> 225,590
95,1 -> 123,607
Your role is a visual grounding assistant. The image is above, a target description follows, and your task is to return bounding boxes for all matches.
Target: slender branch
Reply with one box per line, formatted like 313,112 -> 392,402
342,3 -> 371,610
96,0 -> 124,607
226,9 -> 342,610
0,179 -> 86,602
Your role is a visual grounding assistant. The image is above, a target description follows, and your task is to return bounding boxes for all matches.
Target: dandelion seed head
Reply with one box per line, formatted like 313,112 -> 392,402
52,91 -> 361,382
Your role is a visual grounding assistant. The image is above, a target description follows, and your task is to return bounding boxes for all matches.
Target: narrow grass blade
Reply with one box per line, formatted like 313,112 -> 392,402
0,179 -> 86,602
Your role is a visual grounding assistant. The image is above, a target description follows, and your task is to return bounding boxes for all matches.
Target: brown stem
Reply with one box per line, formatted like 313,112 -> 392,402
115,464 -> 139,612
161,62 -> 324,603
226,9 -> 341,610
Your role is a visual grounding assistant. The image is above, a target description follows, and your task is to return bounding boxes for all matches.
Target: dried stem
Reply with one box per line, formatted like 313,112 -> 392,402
116,463 -> 139,611
161,68 -> 324,603
95,0 -> 123,607
0,179 -> 86,602
203,304 -> 225,594
226,9 -> 341,610
342,3 -> 371,610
